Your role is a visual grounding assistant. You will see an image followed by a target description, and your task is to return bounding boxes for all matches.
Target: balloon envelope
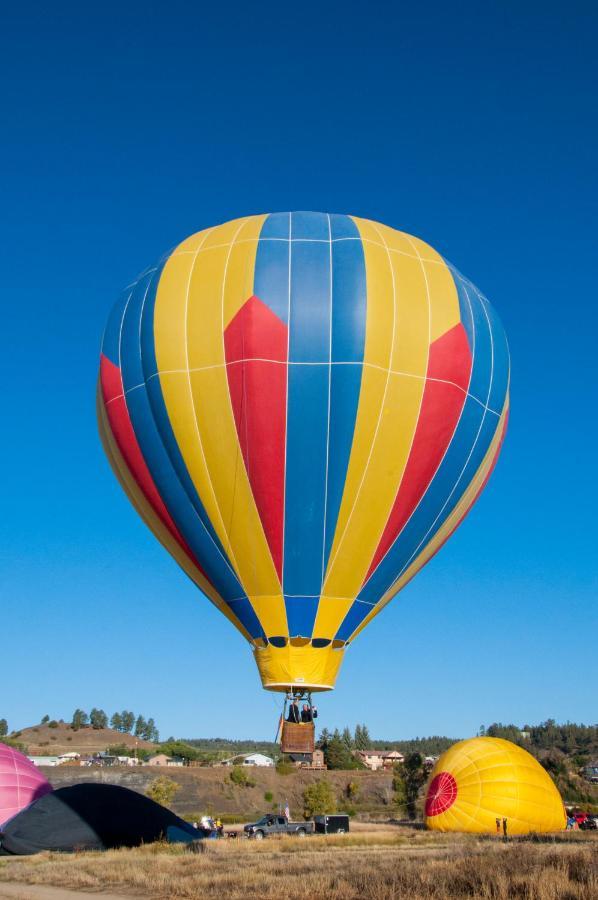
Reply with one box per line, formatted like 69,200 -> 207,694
0,743 -> 52,827
98,213 -> 509,691
425,737 -> 566,834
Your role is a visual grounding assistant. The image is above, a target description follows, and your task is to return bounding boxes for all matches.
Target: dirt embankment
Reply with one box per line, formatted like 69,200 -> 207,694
43,766 -> 395,819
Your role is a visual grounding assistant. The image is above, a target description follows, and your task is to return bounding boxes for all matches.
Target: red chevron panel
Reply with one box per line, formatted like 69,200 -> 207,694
363,323 -> 472,583
224,296 -> 288,581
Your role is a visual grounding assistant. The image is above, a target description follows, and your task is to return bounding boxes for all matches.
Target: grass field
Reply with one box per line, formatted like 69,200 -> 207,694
0,828 -> 596,899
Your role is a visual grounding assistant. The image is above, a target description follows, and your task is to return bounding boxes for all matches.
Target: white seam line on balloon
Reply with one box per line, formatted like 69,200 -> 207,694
320,220 -> 398,585
359,232 -> 433,592
280,212 -> 292,598
373,275 -> 497,616
172,236 -> 446,265
357,270 -> 480,596
182,226 -> 244,581
218,219 -> 258,573
220,217 -> 280,628
320,213 -> 334,595
226,593 -> 365,603
129,363 -> 500,416
135,263 -> 244,606
121,267 -> 158,291
344,276 -> 484,639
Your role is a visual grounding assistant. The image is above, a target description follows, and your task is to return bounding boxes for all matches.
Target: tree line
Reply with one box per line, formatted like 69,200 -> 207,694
70,709 -> 159,742
481,720 -> 598,756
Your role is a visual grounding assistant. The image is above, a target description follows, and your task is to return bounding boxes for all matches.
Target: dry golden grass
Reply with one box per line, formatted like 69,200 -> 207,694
0,829 -> 596,899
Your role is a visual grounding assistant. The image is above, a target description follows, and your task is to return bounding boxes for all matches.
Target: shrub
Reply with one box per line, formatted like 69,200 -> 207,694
159,740 -> 200,761
302,780 -> 337,818
276,759 -> 294,775
48,721 -> 58,729
346,781 -> 360,800
146,776 -> 180,808
229,766 -> 255,787
1,737 -> 27,752
264,791 -> 273,802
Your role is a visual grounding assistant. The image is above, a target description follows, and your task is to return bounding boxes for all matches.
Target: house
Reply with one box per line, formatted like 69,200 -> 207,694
57,752 -> 80,765
354,750 -> 405,771
242,753 -> 274,767
89,753 -> 118,767
117,756 -> 141,766
147,753 -> 184,767
583,762 -> 598,783
288,749 -> 327,770
28,756 -> 60,767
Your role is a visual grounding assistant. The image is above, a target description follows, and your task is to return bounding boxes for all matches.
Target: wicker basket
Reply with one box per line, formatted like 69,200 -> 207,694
281,722 -> 315,754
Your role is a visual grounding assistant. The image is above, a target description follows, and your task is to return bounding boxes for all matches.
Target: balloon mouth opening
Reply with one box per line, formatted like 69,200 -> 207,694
425,772 -> 458,817
253,637 -> 347,650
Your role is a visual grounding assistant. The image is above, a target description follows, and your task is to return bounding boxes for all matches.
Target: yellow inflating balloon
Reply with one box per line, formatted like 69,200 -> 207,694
425,737 -> 566,834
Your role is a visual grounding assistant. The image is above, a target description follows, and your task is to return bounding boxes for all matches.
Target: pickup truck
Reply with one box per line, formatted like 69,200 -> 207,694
244,814 -> 315,839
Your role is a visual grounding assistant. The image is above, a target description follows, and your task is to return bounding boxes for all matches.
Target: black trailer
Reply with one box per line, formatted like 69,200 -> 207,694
313,815 -> 350,834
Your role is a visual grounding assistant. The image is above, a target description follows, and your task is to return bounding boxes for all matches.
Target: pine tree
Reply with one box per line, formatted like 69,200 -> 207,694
0,719 -> 8,737
354,724 -> 370,750
135,715 -> 147,737
392,752 -> 427,820
71,709 -> 88,730
143,718 -> 158,742
121,711 -> 135,733
110,712 -> 123,732
342,726 -> 354,750
90,708 -> 108,730
323,733 -> 355,770
317,728 -> 331,747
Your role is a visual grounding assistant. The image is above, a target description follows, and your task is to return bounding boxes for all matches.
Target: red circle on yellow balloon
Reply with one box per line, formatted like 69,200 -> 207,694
426,771 -> 458,816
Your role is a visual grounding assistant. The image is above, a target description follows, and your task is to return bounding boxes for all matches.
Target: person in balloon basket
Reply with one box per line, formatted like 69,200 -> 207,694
301,703 -> 318,723
287,700 -> 300,723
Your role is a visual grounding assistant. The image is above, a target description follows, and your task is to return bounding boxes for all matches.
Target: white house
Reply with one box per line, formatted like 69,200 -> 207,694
242,753 -> 274,767
28,756 -> 60,767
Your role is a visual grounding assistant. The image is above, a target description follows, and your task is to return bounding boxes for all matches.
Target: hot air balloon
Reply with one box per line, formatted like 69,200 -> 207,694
0,743 -> 52,828
98,213 -> 509,728
425,737 -> 566,834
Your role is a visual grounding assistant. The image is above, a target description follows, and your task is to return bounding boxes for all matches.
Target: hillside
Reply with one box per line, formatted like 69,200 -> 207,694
8,721 -> 157,756
43,765 -> 396,821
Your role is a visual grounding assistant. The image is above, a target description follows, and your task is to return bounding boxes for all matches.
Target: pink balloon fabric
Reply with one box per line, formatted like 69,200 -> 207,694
0,743 -> 52,827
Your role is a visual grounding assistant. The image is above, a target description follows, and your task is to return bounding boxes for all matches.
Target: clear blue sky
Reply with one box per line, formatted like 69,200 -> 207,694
2,2 -> 596,741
